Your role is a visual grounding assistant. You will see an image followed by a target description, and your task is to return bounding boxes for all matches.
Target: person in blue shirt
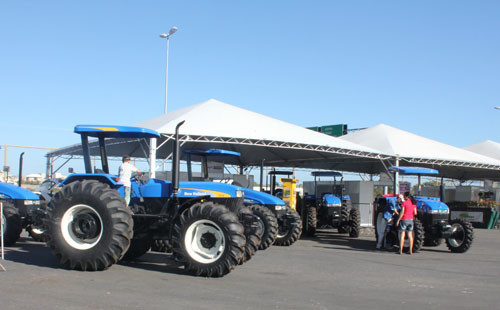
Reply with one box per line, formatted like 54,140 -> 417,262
376,194 -> 402,249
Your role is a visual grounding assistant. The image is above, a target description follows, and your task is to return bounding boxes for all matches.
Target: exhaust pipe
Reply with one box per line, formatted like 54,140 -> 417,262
171,120 -> 185,198
18,152 -> 25,187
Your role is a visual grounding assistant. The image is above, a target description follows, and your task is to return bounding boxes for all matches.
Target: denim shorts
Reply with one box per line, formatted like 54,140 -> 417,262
399,219 -> 414,232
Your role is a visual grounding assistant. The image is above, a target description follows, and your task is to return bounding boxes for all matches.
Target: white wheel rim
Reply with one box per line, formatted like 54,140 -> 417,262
448,223 -> 465,247
60,204 -> 103,250
184,219 -> 225,264
31,227 -> 45,235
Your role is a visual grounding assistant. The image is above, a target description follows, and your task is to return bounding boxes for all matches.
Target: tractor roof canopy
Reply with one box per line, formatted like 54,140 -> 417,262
388,166 -> 439,175
184,149 -> 241,157
74,125 -> 160,139
311,171 -> 342,177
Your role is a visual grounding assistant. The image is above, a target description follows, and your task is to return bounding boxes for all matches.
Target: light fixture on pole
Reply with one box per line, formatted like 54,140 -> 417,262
160,26 -> 178,114
495,107 -> 500,110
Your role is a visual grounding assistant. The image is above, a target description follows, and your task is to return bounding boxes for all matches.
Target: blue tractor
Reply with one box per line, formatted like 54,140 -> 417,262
183,149 -> 302,249
302,171 -> 360,238
43,122 -> 259,277
374,166 -> 474,253
1,182 -> 43,246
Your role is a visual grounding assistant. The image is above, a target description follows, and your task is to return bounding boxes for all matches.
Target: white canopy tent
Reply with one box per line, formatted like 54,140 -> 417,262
47,99 -> 390,175
463,140 -> 500,161
339,124 -> 500,181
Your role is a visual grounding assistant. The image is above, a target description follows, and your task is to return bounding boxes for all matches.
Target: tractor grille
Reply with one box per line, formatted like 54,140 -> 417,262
421,213 -> 449,226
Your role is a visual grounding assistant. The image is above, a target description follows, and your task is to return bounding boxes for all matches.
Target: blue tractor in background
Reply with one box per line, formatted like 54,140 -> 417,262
0,182 -> 43,246
43,122 -> 261,277
374,166 -> 474,253
302,171 -> 360,238
183,149 -> 302,249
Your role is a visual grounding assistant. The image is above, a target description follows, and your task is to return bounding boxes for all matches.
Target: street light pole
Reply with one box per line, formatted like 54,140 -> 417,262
160,26 -> 178,114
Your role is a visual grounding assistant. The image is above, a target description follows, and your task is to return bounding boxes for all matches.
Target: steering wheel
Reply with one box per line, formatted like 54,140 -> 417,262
131,172 -> 147,185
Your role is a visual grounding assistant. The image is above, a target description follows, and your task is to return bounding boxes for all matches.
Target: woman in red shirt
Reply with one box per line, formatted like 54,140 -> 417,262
397,192 -> 417,254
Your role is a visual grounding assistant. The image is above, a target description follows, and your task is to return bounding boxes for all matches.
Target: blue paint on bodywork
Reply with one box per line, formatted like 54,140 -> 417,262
0,182 -> 40,200
242,188 -> 285,206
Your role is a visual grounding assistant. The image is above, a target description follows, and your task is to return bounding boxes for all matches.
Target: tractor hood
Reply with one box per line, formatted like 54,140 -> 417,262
242,188 -> 286,206
322,194 -> 342,206
415,196 -> 450,214
0,182 -> 40,200
178,181 -> 244,198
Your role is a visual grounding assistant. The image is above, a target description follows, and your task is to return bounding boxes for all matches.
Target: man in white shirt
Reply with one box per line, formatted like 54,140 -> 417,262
118,155 -> 140,205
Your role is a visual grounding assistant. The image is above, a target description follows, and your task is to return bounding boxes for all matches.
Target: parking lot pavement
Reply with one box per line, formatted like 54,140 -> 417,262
1,229 -> 499,310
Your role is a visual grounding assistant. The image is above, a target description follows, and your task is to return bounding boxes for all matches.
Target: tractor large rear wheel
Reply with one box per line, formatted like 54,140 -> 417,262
338,206 -> 350,234
274,207 -> 302,246
172,202 -> 245,277
1,201 -> 22,247
349,208 -> 361,238
303,205 -> 317,237
46,180 -> 133,271
248,204 -> 278,250
445,219 -> 474,253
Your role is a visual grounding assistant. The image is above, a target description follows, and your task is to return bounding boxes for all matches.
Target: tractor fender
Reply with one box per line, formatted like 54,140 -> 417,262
60,174 -> 121,189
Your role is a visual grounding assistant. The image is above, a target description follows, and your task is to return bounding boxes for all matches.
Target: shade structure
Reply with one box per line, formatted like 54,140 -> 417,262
340,124 -> 500,181
47,99 -> 389,173
463,140 -> 500,161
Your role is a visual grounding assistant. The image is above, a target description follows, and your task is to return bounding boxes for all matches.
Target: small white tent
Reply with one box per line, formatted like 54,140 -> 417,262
463,140 -> 500,161
340,124 -> 500,180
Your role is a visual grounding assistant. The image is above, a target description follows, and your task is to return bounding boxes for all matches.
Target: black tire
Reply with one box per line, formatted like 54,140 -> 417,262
238,206 -> 262,264
172,202 -> 245,277
248,204 -> 278,250
303,206 -> 317,237
338,207 -> 350,233
402,217 -> 424,253
274,207 -> 302,246
1,201 -> 22,247
122,237 -> 152,261
349,208 -> 361,238
151,239 -> 173,253
445,219 -> 474,253
46,180 -> 133,271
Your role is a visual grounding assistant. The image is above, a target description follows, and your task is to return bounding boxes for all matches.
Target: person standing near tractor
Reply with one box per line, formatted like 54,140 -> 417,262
376,194 -> 402,249
397,192 -> 417,254
118,155 -> 141,205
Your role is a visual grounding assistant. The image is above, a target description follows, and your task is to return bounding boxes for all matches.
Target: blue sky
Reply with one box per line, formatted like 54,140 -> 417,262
1,1 -> 499,178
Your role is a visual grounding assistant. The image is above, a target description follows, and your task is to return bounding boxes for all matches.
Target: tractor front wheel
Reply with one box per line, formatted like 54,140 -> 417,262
46,180 -> 133,271
1,201 -> 22,247
274,207 -> 302,246
303,205 -> 317,237
445,219 -> 474,253
248,204 -> 278,250
172,202 -> 245,277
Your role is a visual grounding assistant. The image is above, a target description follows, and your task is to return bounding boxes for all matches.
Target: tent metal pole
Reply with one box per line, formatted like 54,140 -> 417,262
394,156 -> 400,194
149,138 -> 157,178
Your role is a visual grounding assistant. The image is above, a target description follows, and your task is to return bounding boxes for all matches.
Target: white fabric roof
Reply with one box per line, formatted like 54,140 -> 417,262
340,124 -> 500,180
463,140 -> 500,160
48,99 -> 388,173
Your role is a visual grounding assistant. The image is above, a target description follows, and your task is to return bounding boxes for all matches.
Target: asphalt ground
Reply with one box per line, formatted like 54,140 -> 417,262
0,229 -> 499,310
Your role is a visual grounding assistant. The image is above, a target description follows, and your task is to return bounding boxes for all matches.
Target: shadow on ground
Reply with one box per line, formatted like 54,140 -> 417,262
3,237 -> 192,275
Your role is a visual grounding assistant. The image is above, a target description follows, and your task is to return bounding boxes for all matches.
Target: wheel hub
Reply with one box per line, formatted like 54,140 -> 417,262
72,213 -> 99,239
200,232 -> 217,249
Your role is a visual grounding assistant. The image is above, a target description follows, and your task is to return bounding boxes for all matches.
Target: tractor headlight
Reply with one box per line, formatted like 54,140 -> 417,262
326,203 -> 342,207
235,190 -> 244,198
429,209 -> 449,215
275,205 -> 286,211
24,200 -> 41,206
